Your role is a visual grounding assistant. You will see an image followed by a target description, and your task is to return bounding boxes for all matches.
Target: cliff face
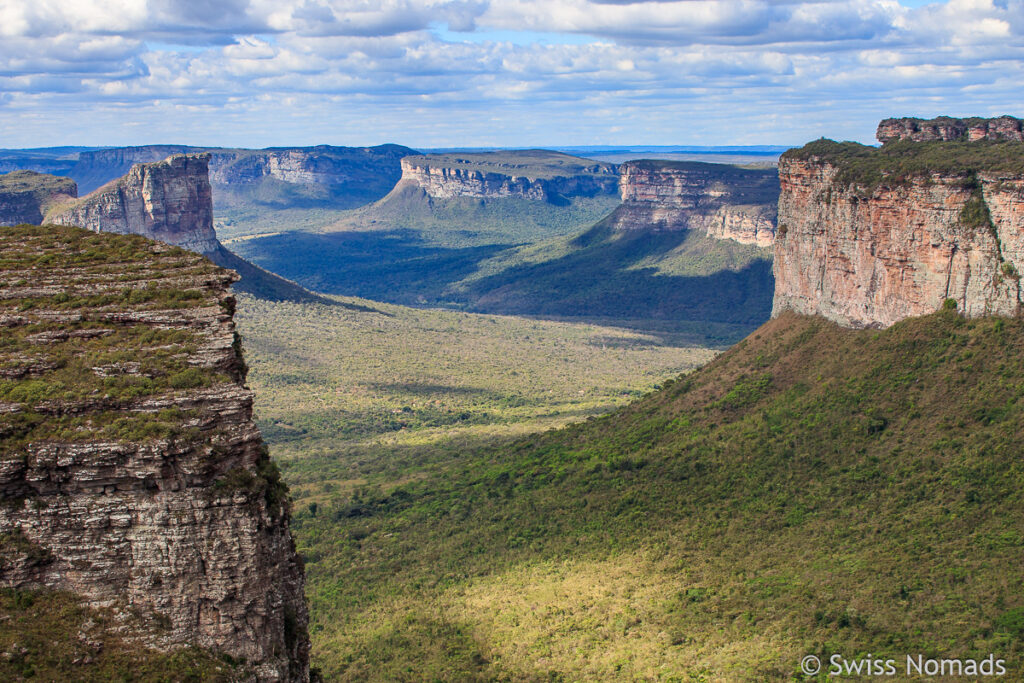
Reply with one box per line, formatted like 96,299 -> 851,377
0,171 -> 78,226
0,225 -> 310,681
877,116 -> 1024,144
399,151 -> 618,202
48,154 -> 220,255
607,160 -> 778,247
772,146 -> 1024,328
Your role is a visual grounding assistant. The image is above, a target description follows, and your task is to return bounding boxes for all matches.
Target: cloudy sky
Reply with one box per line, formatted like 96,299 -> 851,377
1,0 -> 1021,149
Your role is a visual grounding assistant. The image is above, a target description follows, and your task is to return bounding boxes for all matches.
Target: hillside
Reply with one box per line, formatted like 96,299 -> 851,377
0,171 -> 77,226
287,308 -> 1024,680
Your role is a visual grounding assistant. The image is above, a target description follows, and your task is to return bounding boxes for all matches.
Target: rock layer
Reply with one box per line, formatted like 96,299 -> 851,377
607,160 -> 778,246
0,171 -> 78,226
48,154 -> 219,254
877,116 -> 1024,144
772,154 -> 1024,328
0,225 -> 310,681
399,151 -> 618,202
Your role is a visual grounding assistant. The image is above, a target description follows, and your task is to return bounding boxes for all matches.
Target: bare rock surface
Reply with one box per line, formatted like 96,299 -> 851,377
607,160 -> 778,246
877,116 -> 1024,144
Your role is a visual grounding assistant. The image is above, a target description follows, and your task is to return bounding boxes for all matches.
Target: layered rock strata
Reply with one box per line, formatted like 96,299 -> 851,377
772,141 -> 1024,328
877,116 -> 1024,144
607,160 -> 778,246
0,171 -> 78,226
399,151 -> 618,201
0,225 -> 310,681
48,154 -> 220,254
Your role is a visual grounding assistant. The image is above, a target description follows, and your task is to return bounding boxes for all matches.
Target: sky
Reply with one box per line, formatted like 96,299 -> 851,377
1,0 -> 1022,149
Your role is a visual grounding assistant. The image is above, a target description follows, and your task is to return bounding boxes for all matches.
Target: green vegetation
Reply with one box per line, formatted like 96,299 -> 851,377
0,225 -> 235,456
401,150 -> 615,182
785,138 -> 1024,191
270,308 -> 1024,680
0,588 -> 243,681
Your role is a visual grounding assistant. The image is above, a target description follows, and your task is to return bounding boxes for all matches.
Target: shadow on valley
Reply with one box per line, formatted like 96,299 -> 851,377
232,229 -> 508,305
233,225 -> 774,345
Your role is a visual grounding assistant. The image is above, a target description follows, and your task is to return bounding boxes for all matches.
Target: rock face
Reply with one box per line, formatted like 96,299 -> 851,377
399,150 -> 619,202
0,171 -> 78,226
48,154 -> 220,255
0,225 -> 310,681
607,160 -> 778,246
877,116 -> 1024,144
772,139 -> 1024,328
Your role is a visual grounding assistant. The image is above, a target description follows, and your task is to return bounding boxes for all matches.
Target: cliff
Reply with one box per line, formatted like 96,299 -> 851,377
772,136 -> 1024,328
607,160 -> 778,246
0,224 -> 310,681
47,154 -> 220,255
0,171 -> 78,226
877,115 -> 1024,144
399,150 -> 618,202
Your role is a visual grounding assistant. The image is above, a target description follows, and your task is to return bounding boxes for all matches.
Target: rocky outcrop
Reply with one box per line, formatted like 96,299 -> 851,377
399,151 -> 618,202
877,116 -> 1024,144
772,140 -> 1024,328
0,224 -> 310,681
0,171 -> 77,226
607,160 -> 778,246
48,154 -> 220,255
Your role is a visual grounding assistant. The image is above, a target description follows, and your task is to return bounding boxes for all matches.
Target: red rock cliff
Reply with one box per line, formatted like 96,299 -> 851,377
877,116 -> 1024,144
772,142 -> 1024,328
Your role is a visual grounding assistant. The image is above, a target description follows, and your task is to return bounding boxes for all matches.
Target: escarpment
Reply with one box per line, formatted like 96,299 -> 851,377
399,150 -> 619,202
0,225 -> 310,681
607,160 -> 778,246
47,154 -> 220,255
0,171 -> 78,226
773,130 -> 1024,328
878,115 -> 1024,144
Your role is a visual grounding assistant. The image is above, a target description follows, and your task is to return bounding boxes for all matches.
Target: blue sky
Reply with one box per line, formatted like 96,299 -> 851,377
1,0 -> 1021,149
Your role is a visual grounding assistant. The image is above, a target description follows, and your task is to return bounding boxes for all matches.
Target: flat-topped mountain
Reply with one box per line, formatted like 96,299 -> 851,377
607,160 -> 778,246
0,171 -> 78,227
773,117 -> 1024,328
399,150 -> 618,202
0,225 -> 310,681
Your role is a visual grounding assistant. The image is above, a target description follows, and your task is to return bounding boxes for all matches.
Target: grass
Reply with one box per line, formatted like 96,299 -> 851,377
784,138 -> 1024,191
258,307 -> 1024,680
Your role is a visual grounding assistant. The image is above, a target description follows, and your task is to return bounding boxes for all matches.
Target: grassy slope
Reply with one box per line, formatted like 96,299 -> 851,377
276,308 -> 1024,680
0,588 -> 242,681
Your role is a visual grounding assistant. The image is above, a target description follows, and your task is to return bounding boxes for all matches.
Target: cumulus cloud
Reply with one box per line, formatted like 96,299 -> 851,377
0,0 -> 1022,146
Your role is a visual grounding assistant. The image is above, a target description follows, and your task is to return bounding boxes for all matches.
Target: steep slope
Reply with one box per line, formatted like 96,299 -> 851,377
0,171 -> 78,226
608,159 -> 778,246
773,137 -> 1024,327
0,225 -> 310,681
294,308 -> 1024,680
877,115 -> 1024,143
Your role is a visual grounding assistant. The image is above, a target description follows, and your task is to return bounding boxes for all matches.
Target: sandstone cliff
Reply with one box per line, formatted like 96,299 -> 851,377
772,137 -> 1024,328
0,171 -> 78,226
0,224 -> 310,681
607,160 -> 778,246
877,115 -> 1024,144
47,154 -> 220,255
399,150 -> 618,202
